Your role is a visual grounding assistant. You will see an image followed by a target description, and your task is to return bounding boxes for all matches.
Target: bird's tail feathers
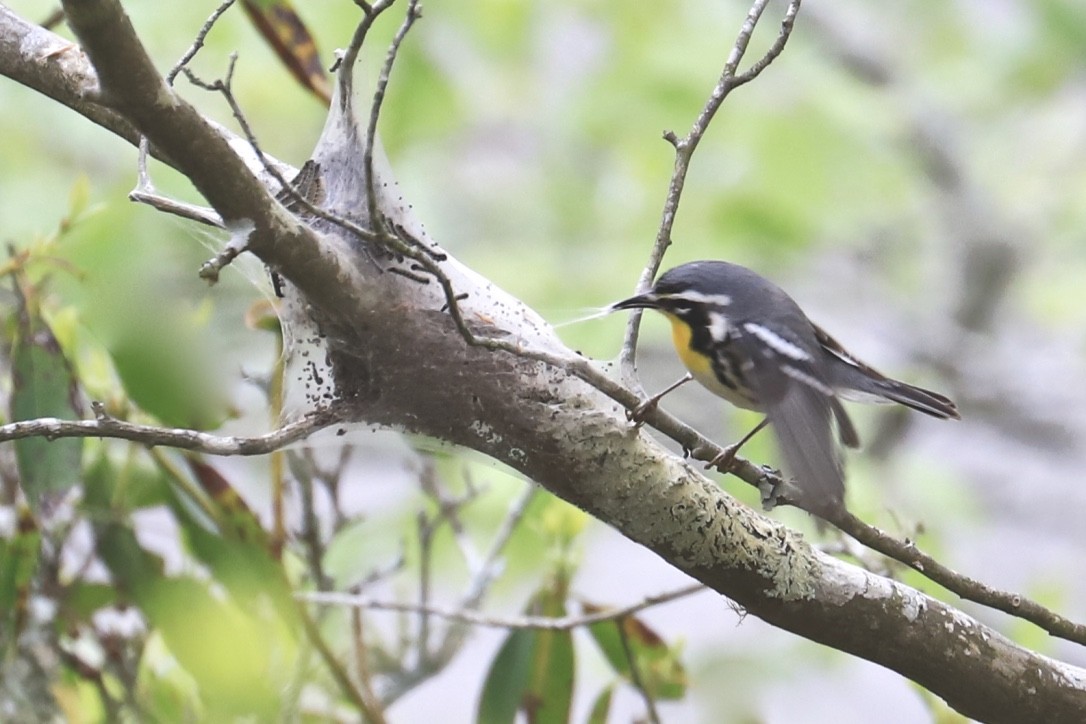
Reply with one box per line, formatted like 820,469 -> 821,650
877,379 -> 960,420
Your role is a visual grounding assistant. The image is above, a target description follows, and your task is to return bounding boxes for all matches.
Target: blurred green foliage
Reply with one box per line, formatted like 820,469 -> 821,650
1,0 -> 1085,721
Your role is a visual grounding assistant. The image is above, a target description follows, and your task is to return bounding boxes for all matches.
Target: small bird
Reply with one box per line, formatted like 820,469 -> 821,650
611,260 -> 960,517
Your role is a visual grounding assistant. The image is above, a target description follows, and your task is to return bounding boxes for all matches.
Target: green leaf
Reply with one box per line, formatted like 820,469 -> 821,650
107,328 -> 221,429
94,517 -> 289,718
525,625 -> 574,724
477,574 -> 575,724
10,300 -> 83,508
586,684 -> 615,724
586,605 -> 687,701
58,582 -> 118,625
0,506 -> 40,645
478,628 -> 537,724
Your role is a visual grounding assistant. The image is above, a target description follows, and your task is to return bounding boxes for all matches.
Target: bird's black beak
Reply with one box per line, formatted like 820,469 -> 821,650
609,292 -> 659,312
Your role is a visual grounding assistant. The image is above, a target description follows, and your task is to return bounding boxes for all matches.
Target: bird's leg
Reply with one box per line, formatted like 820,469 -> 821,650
627,373 -> 694,427
706,417 -> 769,472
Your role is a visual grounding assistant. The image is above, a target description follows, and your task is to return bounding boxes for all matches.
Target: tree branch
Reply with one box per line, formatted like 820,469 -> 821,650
0,403 -> 339,456
56,0 -> 369,322
619,0 -> 802,379
299,583 -> 706,632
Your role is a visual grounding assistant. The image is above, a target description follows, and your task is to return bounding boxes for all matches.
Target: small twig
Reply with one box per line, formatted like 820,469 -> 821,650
459,485 -> 538,610
732,0 -> 801,86
363,0 -> 422,234
350,609 -> 384,718
617,618 -> 662,724
298,603 -> 387,723
127,0 -> 237,230
417,458 -> 485,575
289,449 -> 333,591
129,188 -> 223,229
416,511 -> 434,663
198,240 -> 245,283
337,0 -> 398,106
300,582 -> 706,632
619,0 -> 803,381
130,134 -> 223,229
0,403 -> 340,456
166,0 -> 238,86
349,551 -> 408,593
827,510 -> 1086,647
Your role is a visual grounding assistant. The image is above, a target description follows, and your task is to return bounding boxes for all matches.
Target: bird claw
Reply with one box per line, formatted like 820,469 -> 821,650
704,443 -> 740,473
626,397 -> 659,428
757,465 -> 786,511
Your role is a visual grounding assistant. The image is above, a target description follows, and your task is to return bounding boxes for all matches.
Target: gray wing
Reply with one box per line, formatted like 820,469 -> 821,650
728,327 -> 847,518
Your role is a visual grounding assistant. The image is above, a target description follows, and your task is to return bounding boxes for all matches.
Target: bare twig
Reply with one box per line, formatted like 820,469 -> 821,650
416,511 -> 434,663
827,510 -> 1086,646
363,0 -> 422,233
371,486 -> 538,705
350,609 -> 384,718
458,485 -> 538,610
299,582 -> 706,632
0,402 -> 340,456
417,459 -> 485,575
619,0 -> 803,380
337,0 -> 398,105
131,131 -> 223,230
128,187 -> 223,228
166,0 -> 238,86
298,604 -> 387,723
288,449 -> 333,591
128,1 -> 237,231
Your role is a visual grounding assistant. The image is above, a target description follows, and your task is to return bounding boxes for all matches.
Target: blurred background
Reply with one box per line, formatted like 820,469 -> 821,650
2,0 -> 1086,721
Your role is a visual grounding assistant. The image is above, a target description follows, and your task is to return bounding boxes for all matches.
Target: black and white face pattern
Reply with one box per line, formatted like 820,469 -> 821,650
651,285 -> 835,410
649,291 -> 757,408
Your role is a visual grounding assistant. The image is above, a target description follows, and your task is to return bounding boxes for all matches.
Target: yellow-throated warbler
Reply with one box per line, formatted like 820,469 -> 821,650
611,260 -> 960,517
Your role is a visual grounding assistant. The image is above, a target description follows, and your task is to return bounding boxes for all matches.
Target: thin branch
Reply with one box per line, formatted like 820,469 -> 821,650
458,485 -> 538,609
416,511 -> 434,664
166,0 -> 238,86
373,486 -> 538,705
299,583 -> 706,632
828,510 -> 1086,646
337,0 -> 398,106
363,0 -> 422,233
123,95 -> 205,230
289,450 -> 333,591
129,187 -> 224,229
0,403 -> 340,456
350,609 -> 384,720
417,459 -> 485,576
618,0 -> 803,380
297,604 -> 387,723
